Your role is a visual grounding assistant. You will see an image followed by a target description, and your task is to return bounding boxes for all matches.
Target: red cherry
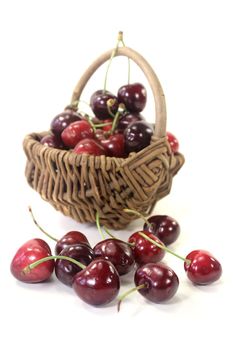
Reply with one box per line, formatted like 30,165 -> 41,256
166,132 -> 179,153
100,133 -> 125,157
184,250 -> 222,285
118,83 -> 147,113
94,129 -> 106,141
102,118 -> 113,132
128,231 -> 165,265
73,138 -> 106,156
72,258 -> 120,306
10,239 -> 54,283
61,120 -> 94,148
55,231 -> 90,255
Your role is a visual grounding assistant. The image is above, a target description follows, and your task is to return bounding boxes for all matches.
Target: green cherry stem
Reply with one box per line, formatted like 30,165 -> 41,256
96,212 -> 106,240
23,255 -> 86,274
29,206 -> 58,242
117,284 -> 145,312
138,232 -> 191,264
94,122 -> 113,128
123,208 -> 152,228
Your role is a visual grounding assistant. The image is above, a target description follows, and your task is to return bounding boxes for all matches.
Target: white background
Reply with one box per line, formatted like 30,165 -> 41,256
0,1 -> 232,349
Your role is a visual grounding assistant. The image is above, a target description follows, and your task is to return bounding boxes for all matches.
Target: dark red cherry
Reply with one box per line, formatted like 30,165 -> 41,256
55,231 -> 90,255
72,258 -> 120,306
50,109 -> 83,138
128,231 -> 165,265
10,239 -> 54,283
102,118 -> 113,132
90,90 -> 119,120
166,132 -> 179,153
93,239 -> 135,275
40,134 -> 65,149
143,215 -> 180,245
116,112 -> 145,133
55,244 -> 94,286
135,262 -> 179,302
61,120 -> 94,148
118,83 -> 147,113
184,250 -> 222,285
94,129 -> 106,141
73,138 -> 106,156
124,121 -> 153,153
100,133 -> 125,157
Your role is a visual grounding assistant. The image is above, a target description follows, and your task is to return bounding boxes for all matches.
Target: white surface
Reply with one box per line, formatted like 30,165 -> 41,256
0,1 -> 232,349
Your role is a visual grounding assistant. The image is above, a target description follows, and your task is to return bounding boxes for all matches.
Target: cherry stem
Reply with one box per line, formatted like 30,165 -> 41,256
94,122 -> 113,128
110,110 -> 121,135
138,232 -> 191,264
123,208 -> 152,228
23,255 -> 86,274
117,284 -> 145,312
96,212 -> 105,240
104,31 -> 125,92
28,206 -> 58,242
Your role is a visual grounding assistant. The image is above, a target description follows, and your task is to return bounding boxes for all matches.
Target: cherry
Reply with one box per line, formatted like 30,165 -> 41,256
73,138 -> 106,156
166,131 -> 179,153
50,109 -> 83,138
93,239 -> 134,275
61,120 -> 94,148
101,118 -> 113,132
55,231 -> 90,255
128,231 -> 165,265
116,112 -> 145,133
134,263 -> 179,302
55,244 -> 95,286
10,239 -> 54,283
100,133 -> 125,158
124,121 -> 153,153
184,250 -> 222,285
90,90 -> 119,120
118,83 -> 147,113
143,215 -> 180,245
73,258 -> 120,306
40,134 -> 65,149
29,207 -> 90,255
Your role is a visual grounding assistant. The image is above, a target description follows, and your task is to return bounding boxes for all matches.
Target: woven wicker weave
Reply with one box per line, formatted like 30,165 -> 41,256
23,46 -> 184,229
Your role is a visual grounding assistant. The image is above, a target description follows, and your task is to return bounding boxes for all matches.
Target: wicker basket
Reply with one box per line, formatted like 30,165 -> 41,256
23,46 -> 184,229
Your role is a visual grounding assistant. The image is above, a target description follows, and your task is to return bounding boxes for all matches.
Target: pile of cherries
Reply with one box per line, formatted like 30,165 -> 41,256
40,83 -> 179,157
10,208 -> 222,310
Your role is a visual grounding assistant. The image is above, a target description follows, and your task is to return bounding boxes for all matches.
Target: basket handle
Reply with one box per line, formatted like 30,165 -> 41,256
71,46 -> 166,138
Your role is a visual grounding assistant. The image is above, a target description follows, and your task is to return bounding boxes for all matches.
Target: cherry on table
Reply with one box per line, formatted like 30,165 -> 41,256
93,238 -> 135,275
61,120 -> 94,148
72,258 -> 120,306
90,90 -> 119,120
10,238 -> 54,283
55,244 -> 95,286
144,215 -> 180,245
184,250 -> 222,285
128,231 -> 165,265
118,83 -> 147,113
124,121 -> 153,153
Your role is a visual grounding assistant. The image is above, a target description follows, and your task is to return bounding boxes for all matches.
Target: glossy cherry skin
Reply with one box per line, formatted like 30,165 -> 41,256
124,121 -> 153,153
55,244 -> 95,286
55,231 -> 90,255
166,132 -> 179,153
72,258 -> 120,306
93,239 -> 135,275
73,138 -> 106,155
184,250 -> 222,285
102,118 -> 113,132
118,83 -> 147,113
100,133 -> 125,157
40,134 -> 65,149
135,263 -> 179,303
61,120 -> 94,148
128,231 -> 165,265
116,112 -> 145,133
90,90 -> 119,120
143,215 -> 180,245
50,109 -> 83,138
10,239 -> 54,283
